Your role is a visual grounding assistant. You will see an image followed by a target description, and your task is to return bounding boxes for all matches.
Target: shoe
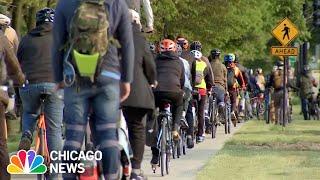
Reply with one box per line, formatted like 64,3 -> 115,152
239,111 -> 245,117
172,130 -> 180,141
144,26 -> 154,33
180,118 -> 189,129
150,155 -> 158,165
231,111 -> 237,120
196,136 -> 205,143
131,170 -> 147,180
205,127 -> 212,134
18,131 -> 32,151
187,136 -> 194,149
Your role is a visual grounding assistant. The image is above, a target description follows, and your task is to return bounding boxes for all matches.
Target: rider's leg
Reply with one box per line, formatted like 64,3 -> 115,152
43,84 -> 64,179
197,95 -> 207,139
0,102 -> 10,180
301,98 -> 309,120
123,107 -> 149,173
92,83 -> 121,180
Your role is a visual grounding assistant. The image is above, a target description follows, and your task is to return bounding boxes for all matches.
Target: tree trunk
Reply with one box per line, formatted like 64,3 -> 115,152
26,6 -> 37,31
11,0 -> 23,37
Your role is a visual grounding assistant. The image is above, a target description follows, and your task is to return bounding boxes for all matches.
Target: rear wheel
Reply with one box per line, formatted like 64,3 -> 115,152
160,119 -> 166,176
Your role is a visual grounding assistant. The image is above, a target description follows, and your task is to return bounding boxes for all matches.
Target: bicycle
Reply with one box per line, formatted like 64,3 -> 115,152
175,119 -> 188,158
206,91 -> 217,139
34,93 -> 51,180
152,100 -> 174,176
224,93 -> 232,134
251,93 -> 265,120
191,90 -> 199,144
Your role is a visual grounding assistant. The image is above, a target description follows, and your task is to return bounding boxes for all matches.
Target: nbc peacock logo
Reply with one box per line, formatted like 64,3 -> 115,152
7,150 -> 47,174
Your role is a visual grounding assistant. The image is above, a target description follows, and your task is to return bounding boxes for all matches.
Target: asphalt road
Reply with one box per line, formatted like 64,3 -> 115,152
141,123 -> 243,180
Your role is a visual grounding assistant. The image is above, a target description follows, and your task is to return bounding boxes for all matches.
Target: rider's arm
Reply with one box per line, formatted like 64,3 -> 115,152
191,59 -> 196,88
180,61 -> 185,89
236,70 -> 246,89
204,66 -> 214,90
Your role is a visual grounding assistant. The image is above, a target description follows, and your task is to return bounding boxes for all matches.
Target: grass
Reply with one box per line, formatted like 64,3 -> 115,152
7,119 -> 22,152
198,105 -> 320,180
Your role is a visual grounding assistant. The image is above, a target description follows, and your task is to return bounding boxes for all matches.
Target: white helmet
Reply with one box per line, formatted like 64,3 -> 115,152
0,14 -> 10,26
190,50 -> 202,59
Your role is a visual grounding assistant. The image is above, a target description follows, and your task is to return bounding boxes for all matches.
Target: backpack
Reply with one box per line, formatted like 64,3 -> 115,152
227,68 -> 236,89
195,60 -> 206,87
69,0 -> 109,80
273,69 -> 283,89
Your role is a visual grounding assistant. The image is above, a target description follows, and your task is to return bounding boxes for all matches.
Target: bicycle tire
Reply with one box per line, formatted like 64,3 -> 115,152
165,125 -> 171,175
182,131 -> 186,155
160,117 -> 166,177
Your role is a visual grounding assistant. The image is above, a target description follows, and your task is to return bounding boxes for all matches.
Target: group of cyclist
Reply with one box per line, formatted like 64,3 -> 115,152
0,1 -> 319,180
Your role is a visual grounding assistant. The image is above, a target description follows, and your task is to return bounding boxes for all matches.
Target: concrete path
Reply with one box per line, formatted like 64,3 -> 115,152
141,123 -> 243,180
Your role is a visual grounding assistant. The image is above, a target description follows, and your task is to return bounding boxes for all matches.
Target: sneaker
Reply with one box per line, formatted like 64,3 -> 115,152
150,155 -> 158,165
130,170 -> 147,180
196,136 -> 205,143
172,130 -> 180,141
231,111 -> 237,120
186,136 -> 194,149
180,118 -> 189,129
143,26 -> 154,33
18,131 -> 32,151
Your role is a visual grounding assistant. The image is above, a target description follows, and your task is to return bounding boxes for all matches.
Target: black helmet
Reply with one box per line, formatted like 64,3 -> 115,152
276,60 -> 284,67
210,48 -> 221,57
36,8 -> 55,25
190,41 -> 202,51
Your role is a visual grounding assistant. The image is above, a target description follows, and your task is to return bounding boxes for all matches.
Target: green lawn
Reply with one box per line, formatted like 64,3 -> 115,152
198,105 -> 320,180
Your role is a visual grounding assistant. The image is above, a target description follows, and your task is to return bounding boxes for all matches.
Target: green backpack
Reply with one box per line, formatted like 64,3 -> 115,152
69,0 -> 109,80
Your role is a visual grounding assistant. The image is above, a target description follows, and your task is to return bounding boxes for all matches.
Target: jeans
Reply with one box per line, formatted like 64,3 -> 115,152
301,98 -> 309,120
0,102 -> 10,180
213,85 -> 225,105
19,83 -> 64,179
123,107 -> 149,170
63,80 -> 120,180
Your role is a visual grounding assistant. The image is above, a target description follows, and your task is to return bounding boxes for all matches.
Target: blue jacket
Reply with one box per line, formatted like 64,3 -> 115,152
52,0 -> 134,84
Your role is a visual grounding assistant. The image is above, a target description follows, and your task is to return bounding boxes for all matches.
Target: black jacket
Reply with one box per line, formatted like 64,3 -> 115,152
155,52 -> 185,93
122,24 -> 157,110
17,23 -> 54,83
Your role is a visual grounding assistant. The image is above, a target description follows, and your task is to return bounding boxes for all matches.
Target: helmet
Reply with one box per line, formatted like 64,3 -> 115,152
249,69 -> 253,75
176,44 -> 182,56
224,53 -> 235,63
0,14 -> 10,26
190,50 -> 202,59
190,41 -> 202,51
36,8 -> 55,25
149,42 -> 155,52
210,48 -> 221,57
276,60 -> 284,67
160,39 -> 176,52
176,37 -> 188,50
257,68 -> 263,74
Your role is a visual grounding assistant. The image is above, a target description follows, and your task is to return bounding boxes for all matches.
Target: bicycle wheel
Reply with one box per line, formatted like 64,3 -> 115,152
182,131 -> 186,155
165,125 -> 171,175
160,118 -> 166,176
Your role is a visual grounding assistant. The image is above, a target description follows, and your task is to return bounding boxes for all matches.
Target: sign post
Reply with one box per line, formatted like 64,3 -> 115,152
271,17 -> 299,128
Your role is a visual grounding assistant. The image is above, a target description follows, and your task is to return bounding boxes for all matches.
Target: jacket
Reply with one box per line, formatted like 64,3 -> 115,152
155,51 -> 185,93
4,26 -> 19,53
209,57 -> 227,91
18,23 -> 54,84
122,24 -> 156,110
0,30 -> 25,105
52,0 -> 134,85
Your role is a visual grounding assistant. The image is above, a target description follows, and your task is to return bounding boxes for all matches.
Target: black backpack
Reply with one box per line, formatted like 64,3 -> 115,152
227,68 -> 236,88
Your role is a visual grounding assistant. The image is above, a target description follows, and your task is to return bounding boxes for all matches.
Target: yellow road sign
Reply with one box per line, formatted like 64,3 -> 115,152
271,46 -> 298,56
272,17 -> 299,46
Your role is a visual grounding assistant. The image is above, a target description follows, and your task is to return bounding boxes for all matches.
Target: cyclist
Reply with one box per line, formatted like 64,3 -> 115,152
299,65 -> 318,120
209,48 -> 227,122
234,55 -> 249,119
121,10 -> 157,179
255,68 -> 266,95
0,13 -> 19,52
267,61 -> 285,124
176,36 -> 196,148
17,8 -> 64,179
190,41 -> 214,80
151,39 -> 185,165
224,54 -> 245,126
53,0 -> 134,179
126,0 -> 154,33
191,49 -> 213,143
0,20 -> 25,180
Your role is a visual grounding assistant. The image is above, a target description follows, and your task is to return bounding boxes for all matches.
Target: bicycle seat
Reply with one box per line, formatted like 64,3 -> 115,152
40,93 -> 51,101
159,99 -> 172,109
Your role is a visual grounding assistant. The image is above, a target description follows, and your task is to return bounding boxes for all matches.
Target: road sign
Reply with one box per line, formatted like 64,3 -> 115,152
272,17 -> 299,46
271,46 -> 298,56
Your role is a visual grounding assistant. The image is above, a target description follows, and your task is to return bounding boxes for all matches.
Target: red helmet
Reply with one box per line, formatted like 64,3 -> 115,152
160,39 -> 176,52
